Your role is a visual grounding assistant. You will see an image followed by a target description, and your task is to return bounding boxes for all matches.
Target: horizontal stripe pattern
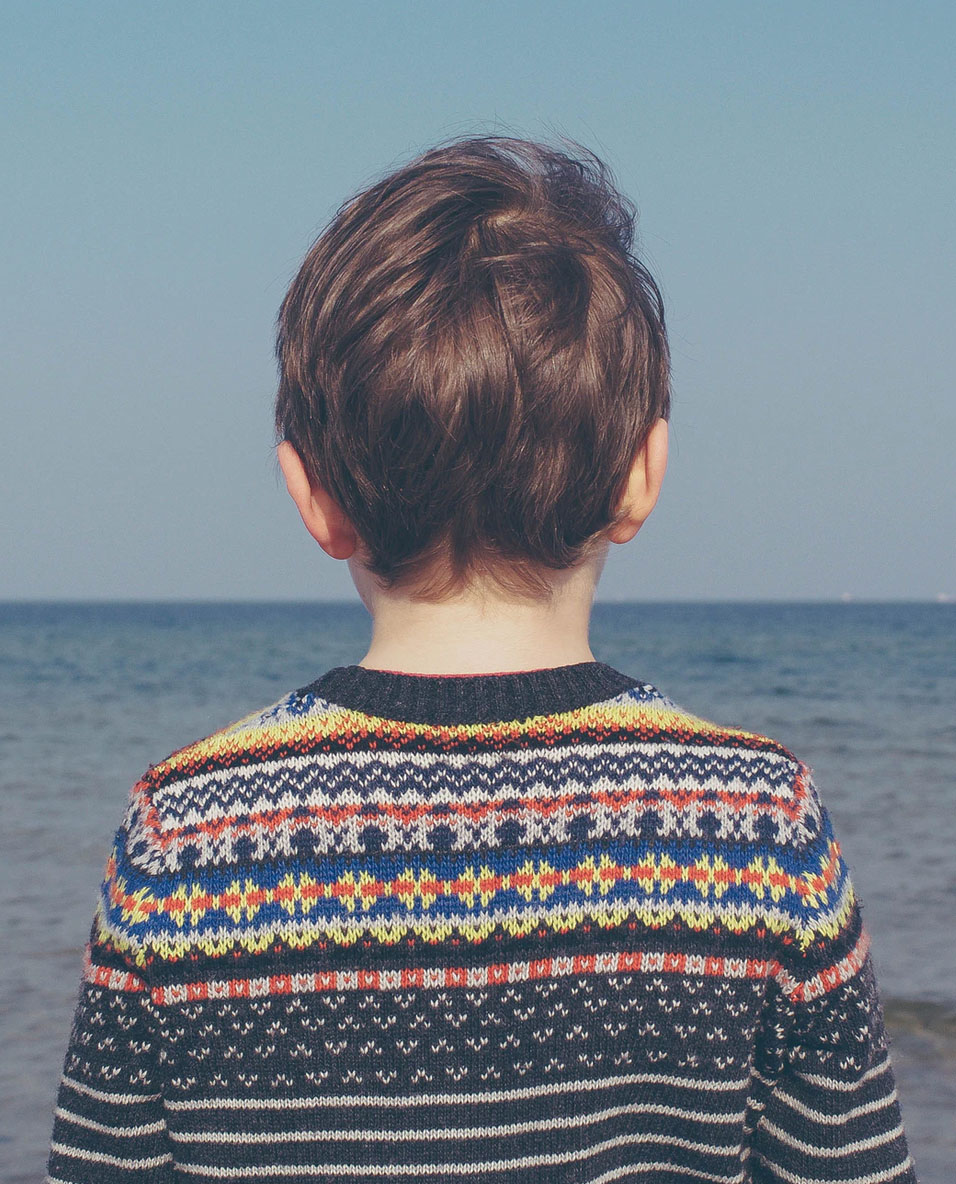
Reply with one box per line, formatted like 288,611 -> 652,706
47,1085 -> 173,1182
166,1078 -> 751,1178
85,924 -> 870,1008
136,742 -> 814,872
106,839 -> 845,924
752,1050 -> 913,1184
751,1154 -> 914,1184
144,693 -> 793,787
164,1069 -> 755,1112
95,833 -> 856,967
46,667 -> 915,1183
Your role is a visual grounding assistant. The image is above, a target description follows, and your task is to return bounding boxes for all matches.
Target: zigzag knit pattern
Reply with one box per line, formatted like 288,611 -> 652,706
47,661 -> 915,1183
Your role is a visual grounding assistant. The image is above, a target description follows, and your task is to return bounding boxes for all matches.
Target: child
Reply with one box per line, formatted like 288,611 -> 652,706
47,136 -> 914,1183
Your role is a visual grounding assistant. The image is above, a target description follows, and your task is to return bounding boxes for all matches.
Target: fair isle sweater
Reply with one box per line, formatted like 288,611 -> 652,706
47,661 -> 915,1184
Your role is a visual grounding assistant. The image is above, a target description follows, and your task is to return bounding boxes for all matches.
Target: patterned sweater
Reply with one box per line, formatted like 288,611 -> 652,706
47,661 -> 915,1183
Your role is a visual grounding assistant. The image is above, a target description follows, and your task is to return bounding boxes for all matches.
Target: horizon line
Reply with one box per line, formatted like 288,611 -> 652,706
1,596 -> 952,607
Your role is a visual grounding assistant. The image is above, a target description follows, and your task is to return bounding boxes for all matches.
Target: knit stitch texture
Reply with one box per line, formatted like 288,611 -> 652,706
46,660 -> 915,1182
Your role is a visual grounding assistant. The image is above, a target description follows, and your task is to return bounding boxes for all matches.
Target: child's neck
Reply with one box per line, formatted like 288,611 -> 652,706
354,557 -> 602,677
357,636 -> 597,677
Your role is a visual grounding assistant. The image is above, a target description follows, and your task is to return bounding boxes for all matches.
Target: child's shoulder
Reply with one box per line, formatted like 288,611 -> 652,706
114,685 -> 340,872
140,684 -> 342,786
601,678 -> 802,762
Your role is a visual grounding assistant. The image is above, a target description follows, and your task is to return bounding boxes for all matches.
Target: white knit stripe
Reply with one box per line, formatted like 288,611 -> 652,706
54,1105 -> 167,1138
175,1128 -> 745,1177
754,1151 -> 914,1184
796,1053 -> 893,1091
164,1068 -> 752,1111
773,1083 -> 899,1124
59,1074 -> 162,1105
177,1129 -> 738,1156
150,740 -> 798,823
49,1141 -> 173,1169
167,1096 -> 745,1144
175,1163 -> 747,1182
587,1166 -> 746,1184
759,1115 -> 906,1156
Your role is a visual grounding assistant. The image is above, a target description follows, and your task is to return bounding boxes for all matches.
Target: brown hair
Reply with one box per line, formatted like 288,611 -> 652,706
275,135 -> 670,602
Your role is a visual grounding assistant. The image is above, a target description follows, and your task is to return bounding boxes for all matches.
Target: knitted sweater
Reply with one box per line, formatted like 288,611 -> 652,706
47,661 -> 915,1183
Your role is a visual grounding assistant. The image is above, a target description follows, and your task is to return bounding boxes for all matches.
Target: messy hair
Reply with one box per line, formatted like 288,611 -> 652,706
275,135 -> 670,602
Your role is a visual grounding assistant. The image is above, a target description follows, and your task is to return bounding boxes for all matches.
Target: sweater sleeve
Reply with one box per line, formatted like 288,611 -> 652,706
46,808 -> 175,1184
748,770 -> 915,1183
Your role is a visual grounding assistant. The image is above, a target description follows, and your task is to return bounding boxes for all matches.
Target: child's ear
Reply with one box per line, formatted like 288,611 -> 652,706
277,441 -> 358,560
605,417 -> 668,545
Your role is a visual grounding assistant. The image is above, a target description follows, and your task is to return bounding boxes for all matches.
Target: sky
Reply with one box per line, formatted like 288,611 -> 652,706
2,1 -> 953,601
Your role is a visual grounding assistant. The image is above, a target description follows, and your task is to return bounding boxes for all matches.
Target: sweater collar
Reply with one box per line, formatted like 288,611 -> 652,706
302,660 -> 641,725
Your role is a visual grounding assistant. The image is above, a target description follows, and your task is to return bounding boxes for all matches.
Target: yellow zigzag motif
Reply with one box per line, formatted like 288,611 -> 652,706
149,698 -> 780,781
101,844 -> 850,965
98,888 -> 856,967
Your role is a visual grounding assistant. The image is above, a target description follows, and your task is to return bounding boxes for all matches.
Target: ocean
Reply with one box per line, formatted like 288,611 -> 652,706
1,601 -> 953,1181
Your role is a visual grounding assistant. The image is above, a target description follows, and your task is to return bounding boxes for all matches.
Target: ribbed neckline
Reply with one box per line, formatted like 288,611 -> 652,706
300,661 -> 641,725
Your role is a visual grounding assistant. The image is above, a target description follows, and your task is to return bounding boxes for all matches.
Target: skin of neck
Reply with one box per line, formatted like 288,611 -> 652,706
276,418 -> 667,677
346,545 -> 608,676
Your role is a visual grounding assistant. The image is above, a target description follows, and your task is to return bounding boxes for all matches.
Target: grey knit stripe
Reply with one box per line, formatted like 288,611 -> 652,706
585,1167 -> 745,1184
167,1097 -> 745,1144
754,1151 -> 914,1184
795,1054 -> 893,1091
175,1129 -> 746,1177
760,1115 -> 906,1157
59,1075 -> 162,1105
164,1068 -> 751,1111
53,1106 -> 166,1138
49,1141 -> 173,1169
773,1084 -> 899,1124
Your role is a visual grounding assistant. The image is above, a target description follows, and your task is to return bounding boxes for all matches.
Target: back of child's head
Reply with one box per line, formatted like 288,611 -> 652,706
275,135 -> 670,603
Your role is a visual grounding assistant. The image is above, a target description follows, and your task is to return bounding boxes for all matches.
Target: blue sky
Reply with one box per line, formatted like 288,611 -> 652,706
2,1 -> 953,600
